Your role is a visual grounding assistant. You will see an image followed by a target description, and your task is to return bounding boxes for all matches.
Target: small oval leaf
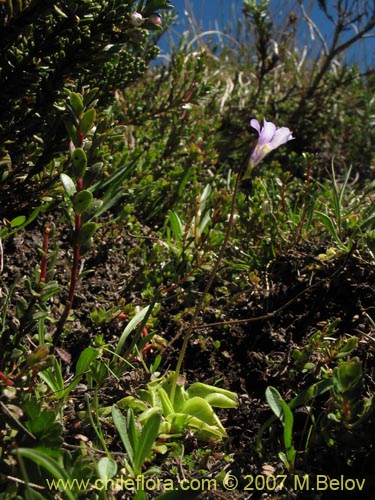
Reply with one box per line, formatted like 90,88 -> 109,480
97,457 -> 117,481
82,199 -> 103,221
80,109 -> 96,135
83,162 -> 103,187
64,121 -> 80,147
71,148 -> 87,178
78,222 -> 98,246
60,173 -> 76,197
73,190 -> 93,214
80,237 -> 94,255
10,215 -> 27,228
70,92 -> 84,116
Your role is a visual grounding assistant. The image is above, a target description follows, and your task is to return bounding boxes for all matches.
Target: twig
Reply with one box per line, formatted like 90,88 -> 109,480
191,247 -> 357,331
298,0 -> 329,55
0,472 -> 44,490
193,278 -> 327,330
163,244 -> 356,354
0,401 -> 36,440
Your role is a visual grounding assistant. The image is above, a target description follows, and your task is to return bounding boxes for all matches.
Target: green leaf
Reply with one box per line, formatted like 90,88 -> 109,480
316,211 -> 348,251
112,405 -> 135,466
83,87 -> 99,108
143,0 -> 174,15
257,380 -> 333,454
178,168 -> 193,197
97,457 -> 117,481
117,396 -> 148,413
167,413 -> 224,440
64,121 -> 80,147
73,190 -> 93,214
78,222 -> 98,246
138,407 -> 162,423
60,173 -> 76,197
0,203 -> 49,238
289,378 -> 333,408
279,399 -> 294,450
333,358 -> 362,393
265,386 -> 284,420
204,392 -> 237,408
39,280 -> 61,302
16,448 -> 76,500
39,369 -> 62,395
127,408 -> 140,461
80,109 -> 96,135
337,337 -> 357,358
134,491 -> 147,500
24,486 -> 46,500
82,199 -> 104,221
156,386 -> 174,416
159,374 -> 187,412
70,92 -> 84,116
52,357 -> 66,393
80,237 -> 94,255
10,215 -> 26,228
266,388 -> 295,468
168,210 -> 184,241
83,162 -> 103,187
181,397 -> 226,436
53,5 -> 68,18
71,148 -> 88,178
55,347 -> 98,400
187,382 -> 238,408
114,304 -> 154,356
133,412 -> 161,476
76,347 -> 99,376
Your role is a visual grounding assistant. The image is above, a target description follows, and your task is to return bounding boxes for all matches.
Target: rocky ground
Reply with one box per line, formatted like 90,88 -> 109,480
3,214 -> 375,499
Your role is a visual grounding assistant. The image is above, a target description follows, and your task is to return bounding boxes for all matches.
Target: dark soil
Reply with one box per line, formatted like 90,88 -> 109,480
2,215 -> 375,500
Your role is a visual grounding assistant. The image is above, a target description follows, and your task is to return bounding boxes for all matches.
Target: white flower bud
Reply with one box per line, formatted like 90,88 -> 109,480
130,12 -> 144,27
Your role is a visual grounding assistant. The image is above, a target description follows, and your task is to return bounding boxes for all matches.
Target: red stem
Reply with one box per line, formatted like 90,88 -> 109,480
53,178 -> 83,346
53,121 -> 86,346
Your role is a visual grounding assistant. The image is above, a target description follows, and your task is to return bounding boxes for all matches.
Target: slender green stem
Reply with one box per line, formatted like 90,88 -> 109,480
39,223 -> 52,284
85,392 -> 110,456
170,171 -> 242,404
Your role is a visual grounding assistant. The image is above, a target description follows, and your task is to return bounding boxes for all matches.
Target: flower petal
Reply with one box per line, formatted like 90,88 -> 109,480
269,127 -> 294,149
250,119 -> 261,135
258,119 -> 276,145
244,118 -> 294,179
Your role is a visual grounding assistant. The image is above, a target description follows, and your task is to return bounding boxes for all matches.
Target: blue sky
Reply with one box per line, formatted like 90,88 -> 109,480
157,0 -> 375,68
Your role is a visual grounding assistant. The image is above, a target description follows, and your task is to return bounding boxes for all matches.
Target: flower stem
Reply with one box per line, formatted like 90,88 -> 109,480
39,223 -> 52,284
170,171 -> 242,404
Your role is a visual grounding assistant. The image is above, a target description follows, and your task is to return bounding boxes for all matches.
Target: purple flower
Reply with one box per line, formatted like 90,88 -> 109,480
244,118 -> 294,178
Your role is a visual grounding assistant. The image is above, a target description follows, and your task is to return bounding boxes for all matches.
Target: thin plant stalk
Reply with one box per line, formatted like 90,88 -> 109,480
53,178 -> 83,346
170,170 -> 242,404
85,392 -> 110,456
53,111 -> 88,346
39,223 -> 52,284
53,133 -> 84,346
